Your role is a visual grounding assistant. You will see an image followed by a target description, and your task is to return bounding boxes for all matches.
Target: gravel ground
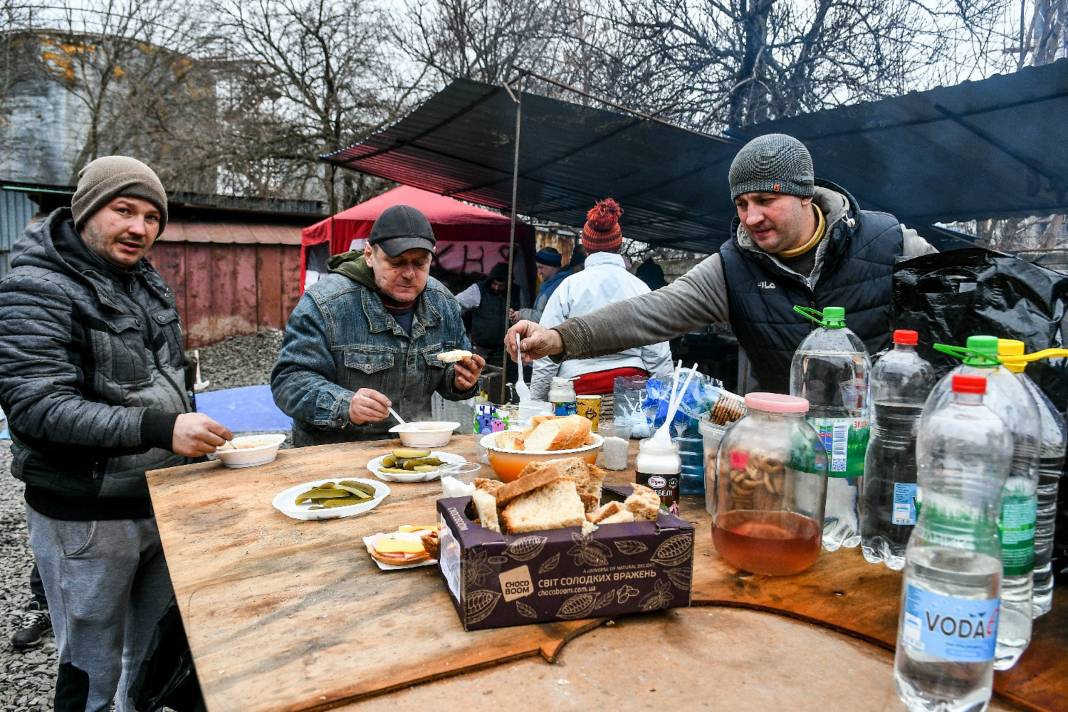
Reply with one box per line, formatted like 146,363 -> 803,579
0,330 -> 286,710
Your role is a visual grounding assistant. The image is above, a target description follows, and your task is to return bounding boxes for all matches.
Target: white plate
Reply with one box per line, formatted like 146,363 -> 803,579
271,478 -> 390,521
367,451 -> 469,482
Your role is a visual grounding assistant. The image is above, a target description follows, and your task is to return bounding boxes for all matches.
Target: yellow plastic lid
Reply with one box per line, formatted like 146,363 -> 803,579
997,339 -> 1026,373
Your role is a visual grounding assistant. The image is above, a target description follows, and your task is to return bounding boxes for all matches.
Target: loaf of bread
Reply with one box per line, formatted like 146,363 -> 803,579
436,349 -> 473,363
499,414 -> 593,452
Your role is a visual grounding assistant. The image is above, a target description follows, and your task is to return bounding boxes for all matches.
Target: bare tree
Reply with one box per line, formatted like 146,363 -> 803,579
215,0 -> 409,212
570,0 -> 1010,132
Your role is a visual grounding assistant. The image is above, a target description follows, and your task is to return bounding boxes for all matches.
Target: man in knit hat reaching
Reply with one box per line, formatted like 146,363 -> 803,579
529,198 -> 672,402
0,156 -> 231,711
507,134 -> 936,393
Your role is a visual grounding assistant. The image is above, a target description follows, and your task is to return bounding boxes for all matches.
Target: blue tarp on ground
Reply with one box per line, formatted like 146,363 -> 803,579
195,385 -> 291,433
0,385 -> 290,440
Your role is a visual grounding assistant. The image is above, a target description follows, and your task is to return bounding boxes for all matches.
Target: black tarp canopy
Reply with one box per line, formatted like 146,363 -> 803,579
323,60 -> 1068,253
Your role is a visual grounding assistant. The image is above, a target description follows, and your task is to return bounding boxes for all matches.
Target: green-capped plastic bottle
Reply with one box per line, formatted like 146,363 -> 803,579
925,335 -> 1039,670
790,305 -> 871,551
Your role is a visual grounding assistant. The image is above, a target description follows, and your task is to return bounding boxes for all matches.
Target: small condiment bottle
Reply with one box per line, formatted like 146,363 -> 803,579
636,438 -> 682,514
548,376 -> 577,416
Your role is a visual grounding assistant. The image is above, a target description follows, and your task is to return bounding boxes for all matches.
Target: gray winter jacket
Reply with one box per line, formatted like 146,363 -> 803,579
0,209 -> 191,519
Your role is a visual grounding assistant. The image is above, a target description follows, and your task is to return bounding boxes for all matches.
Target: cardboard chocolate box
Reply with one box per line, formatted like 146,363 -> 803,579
435,486 -> 694,631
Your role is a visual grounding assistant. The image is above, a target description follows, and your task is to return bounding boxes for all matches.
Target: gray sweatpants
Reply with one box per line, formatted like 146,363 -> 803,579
27,506 -> 174,712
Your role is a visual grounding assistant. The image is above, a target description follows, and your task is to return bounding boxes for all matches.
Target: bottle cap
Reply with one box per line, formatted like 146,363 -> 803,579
997,339 -> 1026,374
963,335 -> 1000,367
744,392 -> 809,414
893,329 -> 918,346
822,306 -> 846,327
952,374 -> 987,395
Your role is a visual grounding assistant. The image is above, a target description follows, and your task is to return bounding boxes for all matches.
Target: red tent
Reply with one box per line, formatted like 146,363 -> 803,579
300,185 -> 535,291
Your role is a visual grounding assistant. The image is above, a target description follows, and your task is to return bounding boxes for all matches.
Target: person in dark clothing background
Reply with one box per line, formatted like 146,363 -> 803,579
635,258 -> 668,291
455,262 -> 525,376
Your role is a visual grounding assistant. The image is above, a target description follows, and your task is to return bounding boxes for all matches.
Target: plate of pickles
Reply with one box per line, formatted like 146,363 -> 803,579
271,477 -> 391,521
367,448 -> 470,483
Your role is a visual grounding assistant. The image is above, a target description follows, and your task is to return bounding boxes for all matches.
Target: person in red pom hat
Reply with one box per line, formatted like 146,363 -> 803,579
529,198 -> 672,402
581,198 -> 624,253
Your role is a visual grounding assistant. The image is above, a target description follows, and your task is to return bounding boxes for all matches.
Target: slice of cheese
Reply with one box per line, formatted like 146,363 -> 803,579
374,535 -> 426,555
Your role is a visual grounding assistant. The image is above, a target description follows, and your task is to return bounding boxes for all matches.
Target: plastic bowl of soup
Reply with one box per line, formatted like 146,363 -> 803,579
389,421 -> 460,448
214,433 -> 287,468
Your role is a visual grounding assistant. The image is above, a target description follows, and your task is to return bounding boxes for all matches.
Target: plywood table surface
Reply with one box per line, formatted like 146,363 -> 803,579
148,436 -> 1067,712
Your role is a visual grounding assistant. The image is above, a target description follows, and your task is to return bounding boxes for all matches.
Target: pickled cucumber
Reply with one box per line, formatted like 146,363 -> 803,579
381,454 -> 397,468
391,448 -> 431,459
413,465 -> 438,472
379,466 -> 414,475
337,481 -> 376,497
321,496 -> 366,508
295,487 -> 352,504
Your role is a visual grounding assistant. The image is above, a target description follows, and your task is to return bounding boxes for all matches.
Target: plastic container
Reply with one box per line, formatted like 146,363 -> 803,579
790,306 -> 871,552
711,393 -> 828,576
861,329 -> 937,570
214,433 -> 287,468
549,377 -> 577,416
596,420 -> 632,470
676,435 -> 705,496
701,417 -> 730,515
927,335 -> 1039,669
636,438 -> 682,513
998,339 -> 1065,618
479,431 -> 604,482
388,421 -> 460,448
894,374 -> 1013,712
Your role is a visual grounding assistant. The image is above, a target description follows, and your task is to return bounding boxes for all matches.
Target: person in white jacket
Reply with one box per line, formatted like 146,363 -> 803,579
531,198 -> 672,402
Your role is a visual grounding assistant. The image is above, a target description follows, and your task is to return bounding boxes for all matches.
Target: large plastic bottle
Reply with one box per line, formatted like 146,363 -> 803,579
861,329 -> 937,569
998,339 -> 1065,618
790,306 -> 870,551
894,374 -> 1013,712
926,335 -> 1039,670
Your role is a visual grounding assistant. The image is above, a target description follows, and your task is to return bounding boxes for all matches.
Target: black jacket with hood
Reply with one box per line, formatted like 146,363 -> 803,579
0,208 -> 192,520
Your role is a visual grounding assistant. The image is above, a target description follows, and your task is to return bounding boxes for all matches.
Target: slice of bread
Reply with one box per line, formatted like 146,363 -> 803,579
556,415 -> 592,449
626,483 -> 662,521
500,479 -> 586,534
472,489 -> 501,533
437,349 -> 473,363
522,421 -> 560,452
599,509 -> 635,525
474,478 -> 503,496
495,431 -> 524,451
496,465 -> 565,507
587,500 -> 627,524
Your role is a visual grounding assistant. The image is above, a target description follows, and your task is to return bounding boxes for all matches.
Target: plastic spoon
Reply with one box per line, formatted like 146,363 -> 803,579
388,407 -> 406,426
653,363 -> 698,445
514,333 -> 532,403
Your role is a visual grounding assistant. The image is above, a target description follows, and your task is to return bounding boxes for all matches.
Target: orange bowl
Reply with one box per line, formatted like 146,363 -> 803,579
479,431 -> 604,482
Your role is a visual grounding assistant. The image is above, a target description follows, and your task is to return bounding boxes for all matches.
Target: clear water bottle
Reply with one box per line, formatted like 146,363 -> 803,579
895,374 -> 1013,712
998,339 -> 1065,618
862,329 -> 936,569
927,335 -> 1039,670
790,305 -> 870,551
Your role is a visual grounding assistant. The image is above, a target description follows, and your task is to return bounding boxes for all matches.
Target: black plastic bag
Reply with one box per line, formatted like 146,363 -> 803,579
130,597 -> 206,712
892,246 -> 1068,583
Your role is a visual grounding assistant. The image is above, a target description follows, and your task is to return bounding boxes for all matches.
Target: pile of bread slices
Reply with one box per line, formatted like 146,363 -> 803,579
470,457 -> 661,534
495,414 -> 596,452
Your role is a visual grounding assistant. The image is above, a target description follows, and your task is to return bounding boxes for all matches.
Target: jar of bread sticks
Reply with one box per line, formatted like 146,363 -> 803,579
711,393 -> 828,576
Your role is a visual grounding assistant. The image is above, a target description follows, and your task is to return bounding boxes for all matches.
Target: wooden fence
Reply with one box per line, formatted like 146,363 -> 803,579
150,241 -> 302,348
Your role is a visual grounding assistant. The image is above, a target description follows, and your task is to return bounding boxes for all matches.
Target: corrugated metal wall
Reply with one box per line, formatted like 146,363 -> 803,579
0,190 -> 37,280
150,242 -> 302,348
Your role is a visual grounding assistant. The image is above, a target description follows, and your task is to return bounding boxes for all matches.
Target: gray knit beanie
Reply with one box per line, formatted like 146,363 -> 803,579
71,156 -> 168,234
728,134 -> 814,200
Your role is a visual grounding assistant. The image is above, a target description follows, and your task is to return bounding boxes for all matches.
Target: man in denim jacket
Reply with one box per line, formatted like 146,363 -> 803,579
272,205 -> 485,446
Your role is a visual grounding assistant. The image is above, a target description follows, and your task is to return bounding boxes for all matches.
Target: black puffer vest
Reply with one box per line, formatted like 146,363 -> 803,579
471,280 -> 508,348
720,183 -> 902,393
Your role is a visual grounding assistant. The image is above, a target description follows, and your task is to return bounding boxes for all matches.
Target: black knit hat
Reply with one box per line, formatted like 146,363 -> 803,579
728,134 -> 814,200
369,204 -> 436,256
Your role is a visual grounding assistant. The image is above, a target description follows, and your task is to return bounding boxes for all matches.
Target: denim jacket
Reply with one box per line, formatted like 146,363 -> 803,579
271,272 -> 475,446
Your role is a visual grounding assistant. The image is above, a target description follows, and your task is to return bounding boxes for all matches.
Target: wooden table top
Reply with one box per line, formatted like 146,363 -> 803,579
147,435 -> 1066,712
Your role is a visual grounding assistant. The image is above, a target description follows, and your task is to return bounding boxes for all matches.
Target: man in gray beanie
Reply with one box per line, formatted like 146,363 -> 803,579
0,156 -> 230,710
506,133 -> 937,393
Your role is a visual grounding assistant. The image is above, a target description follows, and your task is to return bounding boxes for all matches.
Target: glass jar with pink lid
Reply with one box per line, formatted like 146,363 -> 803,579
712,392 -> 828,575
